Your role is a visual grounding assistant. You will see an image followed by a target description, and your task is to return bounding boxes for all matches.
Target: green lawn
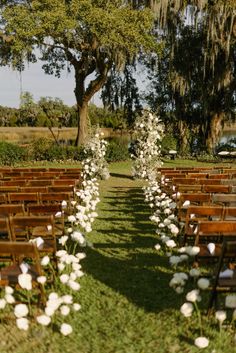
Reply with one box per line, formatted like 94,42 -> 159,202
1,160 -> 236,353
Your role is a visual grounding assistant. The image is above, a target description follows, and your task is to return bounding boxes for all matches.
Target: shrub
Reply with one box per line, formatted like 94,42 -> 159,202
105,136 -> 130,162
0,141 -> 27,165
161,134 -> 177,154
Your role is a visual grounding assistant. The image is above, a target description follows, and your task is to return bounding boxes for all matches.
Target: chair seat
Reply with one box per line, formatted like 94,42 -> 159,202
0,263 -> 39,284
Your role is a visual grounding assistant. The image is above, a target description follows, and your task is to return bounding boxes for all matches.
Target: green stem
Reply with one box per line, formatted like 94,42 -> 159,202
194,301 -> 202,336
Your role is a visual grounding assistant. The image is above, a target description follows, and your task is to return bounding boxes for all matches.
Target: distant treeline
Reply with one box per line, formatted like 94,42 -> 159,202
0,93 -> 127,130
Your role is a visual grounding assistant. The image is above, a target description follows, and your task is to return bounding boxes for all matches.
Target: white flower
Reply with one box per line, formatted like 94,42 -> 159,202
165,239 -> 177,248
16,318 -> 29,331
169,256 -> 181,266
194,337 -> 209,349
37,276 -> 47,284
180,302 -> 194,317
45,306 -> 55,317
175,286 -> 184,294
62,295 -> 73,304
189,268 -> 200,278
185,246 -> 200,256
36,315 -> 51,326
60,323 -> 73,336
58,263 -> 65,271
60,305 -> 70,316
73,303 -> 81,311
197,278 -> 210,290
0,298 -> 6,309
59,236 -> 69,246
48,292 -> 59,301
215,310 -> 226,324
186,289 -> 201,303
154,244 -> 161,251
41,256 -> 50,266
14,304 -> 29,318
60,274 -> 70,284
68,215 -> 76,222
68,280 -> 80,291
18,273 -> 32,290
225,295 -> 236,308
5,286 -> 14,294
5,294 -> 15,304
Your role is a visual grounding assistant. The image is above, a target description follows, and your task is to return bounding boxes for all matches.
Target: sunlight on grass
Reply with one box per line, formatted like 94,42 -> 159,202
1,160 -> 236,353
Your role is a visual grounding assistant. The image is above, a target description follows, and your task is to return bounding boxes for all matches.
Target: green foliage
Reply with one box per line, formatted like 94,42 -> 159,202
88,104 -> 126,129
161,133 -> 177,153
30,137 -> 85,161
105,136 -> 130,162
0,141 -> 27,165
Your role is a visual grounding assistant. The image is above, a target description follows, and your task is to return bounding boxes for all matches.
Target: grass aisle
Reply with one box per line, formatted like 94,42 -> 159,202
74,162 -> 184,353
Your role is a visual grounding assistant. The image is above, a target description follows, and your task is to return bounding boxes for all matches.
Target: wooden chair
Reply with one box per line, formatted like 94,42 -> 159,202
212,194 -> 236,207
27,204 -> 65,237
0,204 -> 25,217
0,217 -> 11,242
203,185 -> 232,194
0,194 -> 7,204
177,185 -> 202,193
0,241 -> 46,305
1,180 -> 27,187
182,205 -> 224,245
27,180 -> 53,187
223,207 -> 236,221
208,240 -> 236,311
40,192 -> 73,213
177,193 -> 212,221
9,215 -> 57,260
194,221 -> 236,259
7,192 -> 40,205
20,186 -> 48,193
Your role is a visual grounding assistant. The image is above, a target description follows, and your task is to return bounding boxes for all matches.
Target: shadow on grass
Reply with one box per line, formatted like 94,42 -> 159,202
110,172 -> 133,180
83,246 -> 177,313
86,181 -> 179,313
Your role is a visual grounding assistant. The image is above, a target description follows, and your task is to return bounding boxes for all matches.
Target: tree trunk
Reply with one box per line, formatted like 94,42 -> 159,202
205,112 -> 224,153
178,119 -> 189,155
73,63 -> 111,146
76,102 -> 88,146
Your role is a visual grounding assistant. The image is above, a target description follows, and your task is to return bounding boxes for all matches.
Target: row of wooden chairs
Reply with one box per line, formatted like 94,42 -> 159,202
0,241 -> 46,304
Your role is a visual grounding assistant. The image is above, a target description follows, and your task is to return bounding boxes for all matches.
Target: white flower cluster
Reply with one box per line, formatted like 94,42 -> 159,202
143,178 -> 179,255
0,247 -> 84,335
131,111 -> 164,180
82,132 -> 110,181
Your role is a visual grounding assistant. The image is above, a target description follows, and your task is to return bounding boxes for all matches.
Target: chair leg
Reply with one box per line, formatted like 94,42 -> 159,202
207,290 -> 217,315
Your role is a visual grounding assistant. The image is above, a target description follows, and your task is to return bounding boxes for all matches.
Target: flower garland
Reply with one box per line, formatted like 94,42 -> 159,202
130,110 -> 164,180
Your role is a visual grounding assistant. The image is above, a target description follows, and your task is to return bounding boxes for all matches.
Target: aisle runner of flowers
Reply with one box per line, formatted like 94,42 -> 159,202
131,111 -> 236,349
0,132 -> 109,336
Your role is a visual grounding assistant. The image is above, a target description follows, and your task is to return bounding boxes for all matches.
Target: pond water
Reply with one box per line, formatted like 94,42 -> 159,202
219,130 -> 236,144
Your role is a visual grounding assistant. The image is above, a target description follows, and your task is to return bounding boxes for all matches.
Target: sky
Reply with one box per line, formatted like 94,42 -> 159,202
0,61 -> 102,108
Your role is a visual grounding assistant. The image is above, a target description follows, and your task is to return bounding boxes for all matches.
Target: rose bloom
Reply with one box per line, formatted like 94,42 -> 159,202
36,315 -> 51,326
186,289 -> 201,303
18,273 -> 32,291
215,310 -> 227,324
16,317 -> 29,331
14,304 -> 29,318
60,323 -> 73,336
180,302 -> 194,317
197,278 -> 210,290
194,337 -> 209,349
0,298 -> 6,309
41,256 -> 50,267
